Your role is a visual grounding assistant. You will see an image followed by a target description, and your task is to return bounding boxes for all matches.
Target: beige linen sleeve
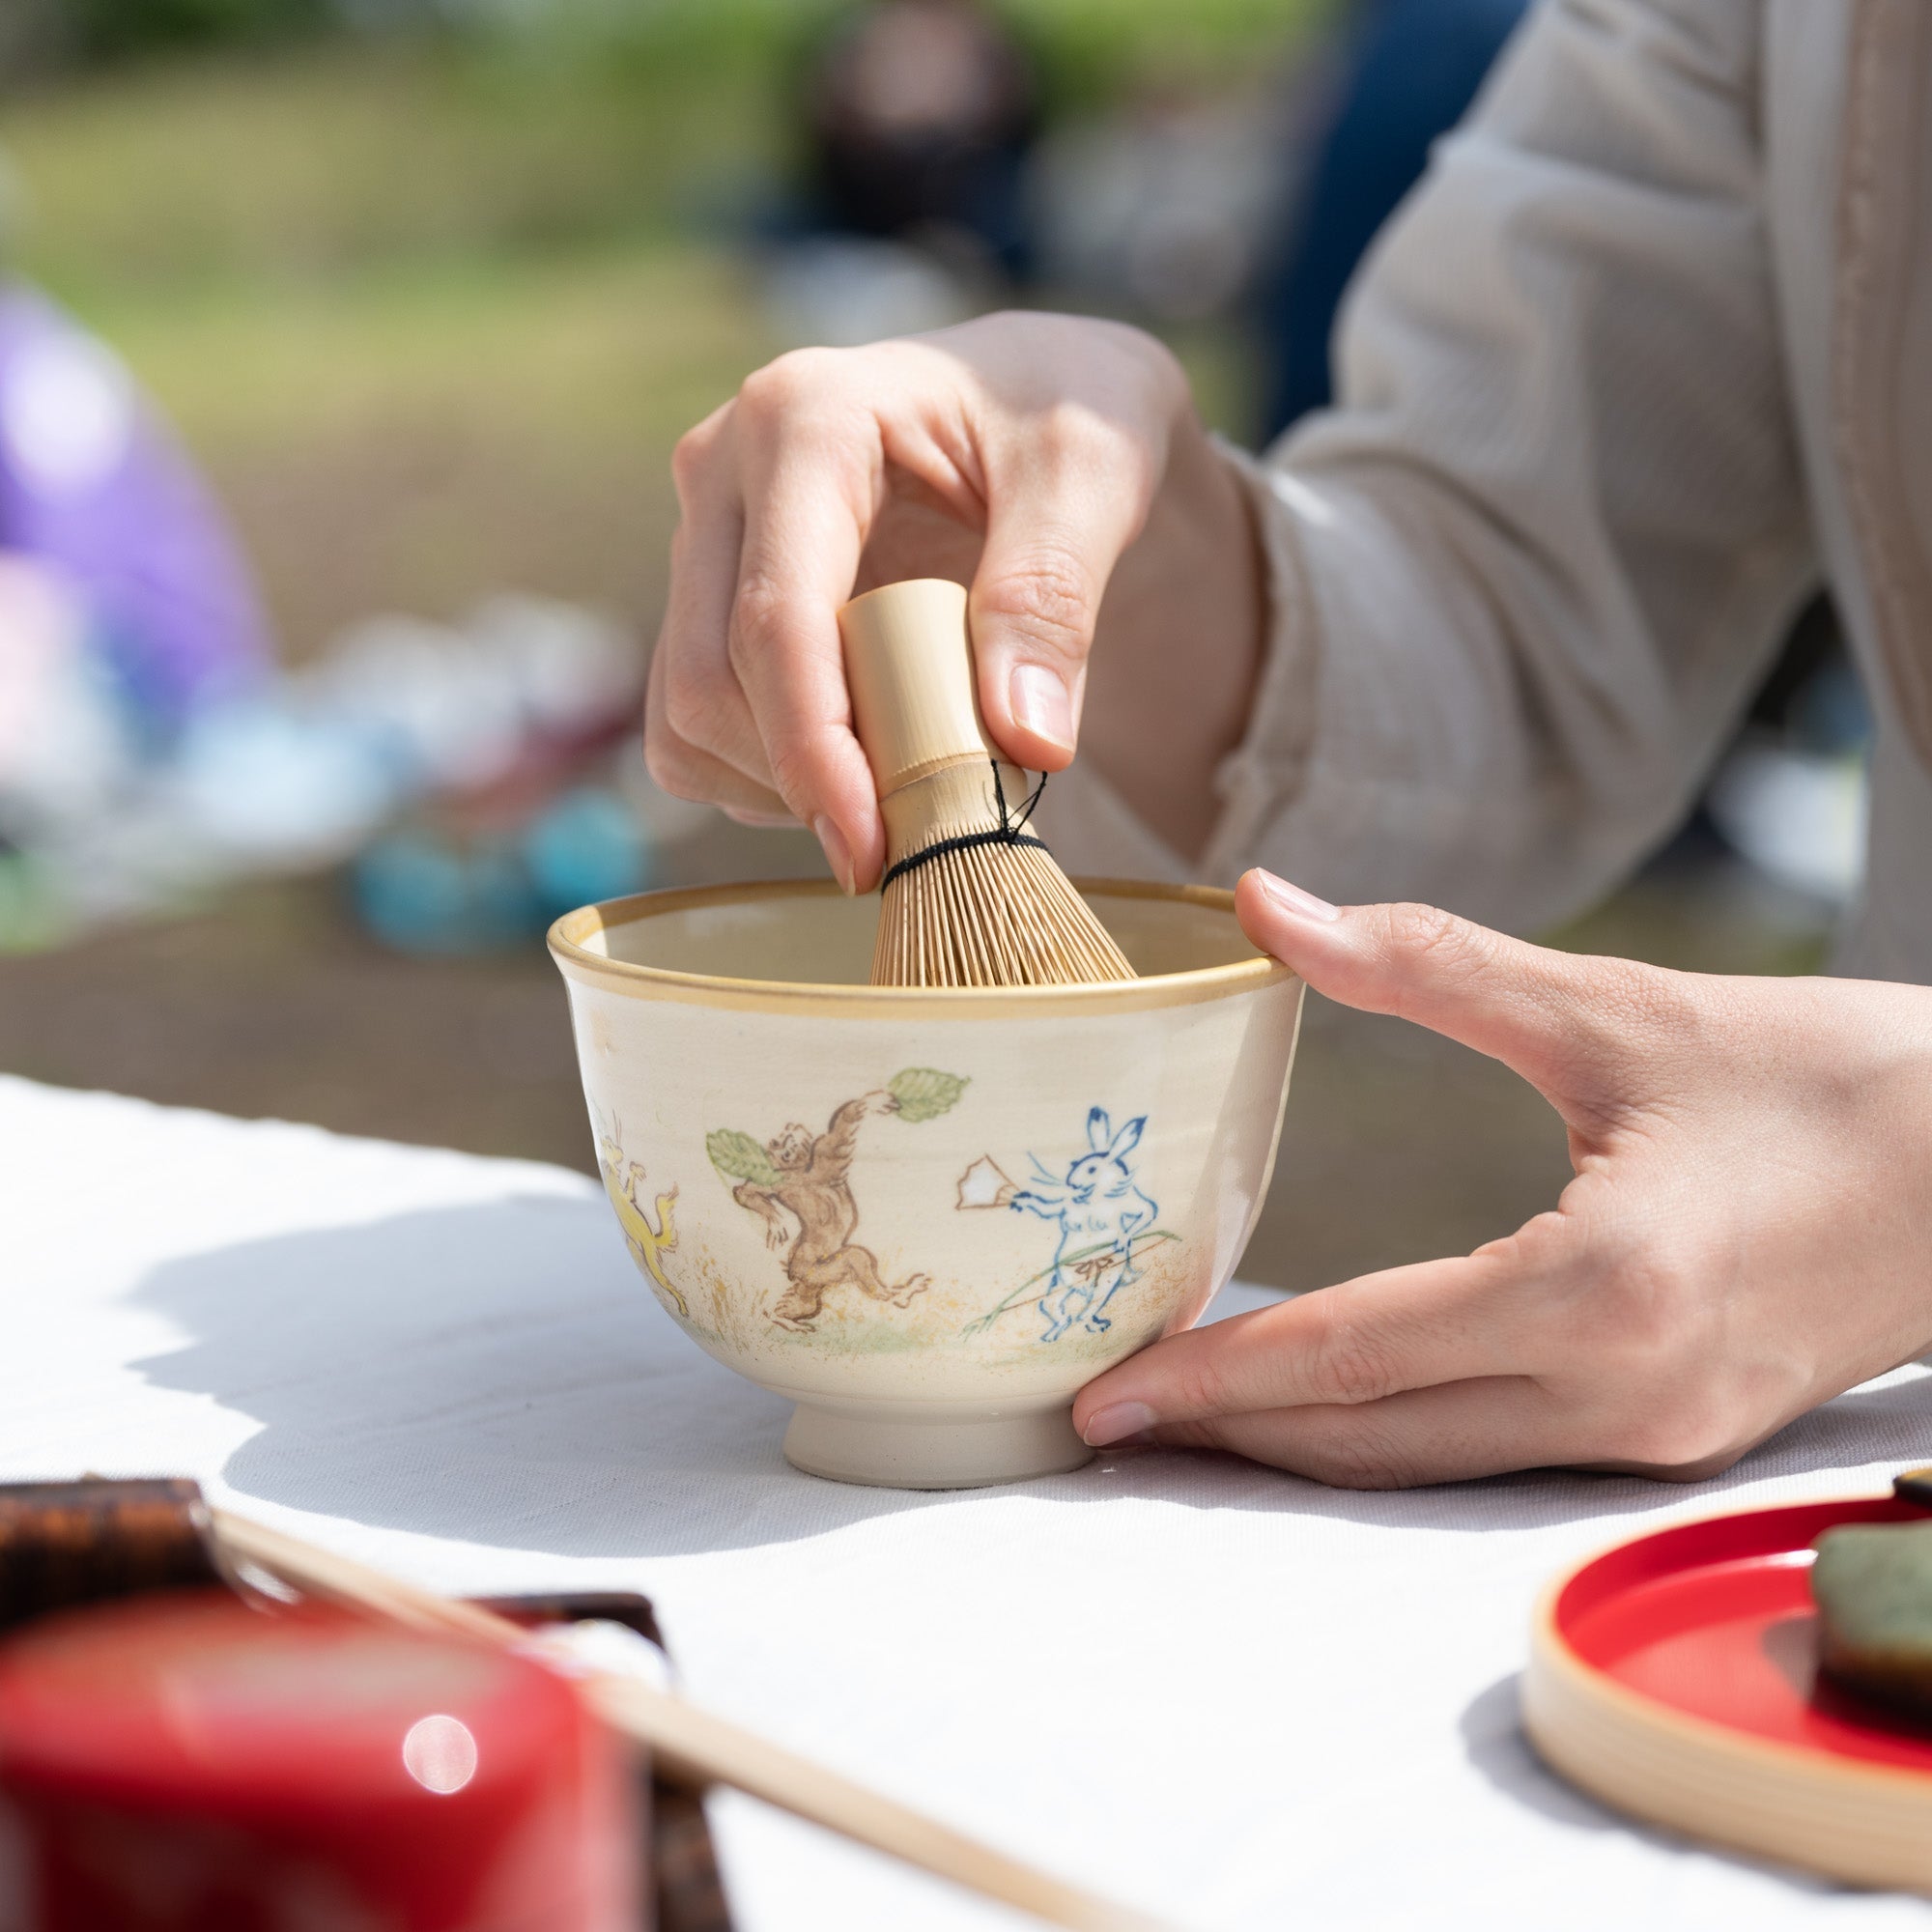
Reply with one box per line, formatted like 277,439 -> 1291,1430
1060,0 -> 1820,931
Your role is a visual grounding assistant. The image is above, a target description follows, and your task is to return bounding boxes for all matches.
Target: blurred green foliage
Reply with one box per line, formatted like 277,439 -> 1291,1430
9,0 -> 1327,297
489,0 -> 1332,112
19,0 -> 1330,103
0,0 -> 1315,647
68,0 -> 333,61
7,44 -> 743,291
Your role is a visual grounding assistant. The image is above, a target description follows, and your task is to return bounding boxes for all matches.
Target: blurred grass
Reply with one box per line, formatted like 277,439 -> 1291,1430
6,42 -> 759,291
57,248 -> 757,451
51,243 -> 774,648
4,37 -> 781,639
1,10 -> 1305,646
8,2 -> 1331,292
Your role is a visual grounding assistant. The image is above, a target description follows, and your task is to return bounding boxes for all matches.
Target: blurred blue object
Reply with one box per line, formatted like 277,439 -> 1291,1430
169,698 -> 396,867
1793,655 -> 1872,757
351,785 -> 649,955
1254,0 -> 1533,440
352,830 -> 537,955
523,785 -> 651,921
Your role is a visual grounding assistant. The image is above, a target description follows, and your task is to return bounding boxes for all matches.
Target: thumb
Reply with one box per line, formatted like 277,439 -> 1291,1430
967,431 -> 1151,771
1233,869 -> 1649,1094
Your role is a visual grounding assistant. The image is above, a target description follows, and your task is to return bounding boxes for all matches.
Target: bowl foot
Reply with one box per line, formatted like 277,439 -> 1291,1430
782,1403 -> 1094,1490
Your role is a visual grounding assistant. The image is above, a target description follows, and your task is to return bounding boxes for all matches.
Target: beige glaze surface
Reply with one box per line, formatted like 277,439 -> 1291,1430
551,880 -> 1302,1487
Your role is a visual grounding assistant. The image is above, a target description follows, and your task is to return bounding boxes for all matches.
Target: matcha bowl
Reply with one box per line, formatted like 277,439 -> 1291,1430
549,879 -> 1301,1489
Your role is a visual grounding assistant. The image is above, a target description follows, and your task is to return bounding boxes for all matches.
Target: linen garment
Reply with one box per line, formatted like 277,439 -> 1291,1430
1045,0 -> 1932,984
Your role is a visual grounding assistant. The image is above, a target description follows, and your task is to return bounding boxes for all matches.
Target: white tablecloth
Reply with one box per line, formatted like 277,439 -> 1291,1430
5,1072 -> 1930,1930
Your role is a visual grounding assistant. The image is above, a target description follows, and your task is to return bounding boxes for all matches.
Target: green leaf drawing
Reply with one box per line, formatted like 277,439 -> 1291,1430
706,1127 -> 779,1189
887,1067 -> 968,1123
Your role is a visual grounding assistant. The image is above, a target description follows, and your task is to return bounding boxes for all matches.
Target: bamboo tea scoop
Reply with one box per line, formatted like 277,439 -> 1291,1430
839,579 -> 1136,987
0,1482 -> 1167,1932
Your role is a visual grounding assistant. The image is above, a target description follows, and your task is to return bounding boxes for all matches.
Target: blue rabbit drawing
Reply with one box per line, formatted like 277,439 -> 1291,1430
1008,1108 -> 1158,1342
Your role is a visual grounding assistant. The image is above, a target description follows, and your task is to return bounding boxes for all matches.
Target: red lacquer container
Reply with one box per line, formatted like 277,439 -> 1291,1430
0,1589 -> 641,1932
1524,1492 -> 1932,1892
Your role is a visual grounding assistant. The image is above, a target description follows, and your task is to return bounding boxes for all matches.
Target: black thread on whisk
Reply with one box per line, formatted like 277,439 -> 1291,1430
879,762 -> 1051,892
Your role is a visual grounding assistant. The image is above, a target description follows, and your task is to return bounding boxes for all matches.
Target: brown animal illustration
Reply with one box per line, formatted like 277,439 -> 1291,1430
729,1092 -> 930,1331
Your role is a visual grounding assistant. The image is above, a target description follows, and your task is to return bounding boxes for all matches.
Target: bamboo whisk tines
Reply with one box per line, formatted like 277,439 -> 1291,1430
838,580 -> 1136,988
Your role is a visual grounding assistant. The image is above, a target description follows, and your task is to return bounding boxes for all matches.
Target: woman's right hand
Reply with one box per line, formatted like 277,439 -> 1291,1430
643,310 -> 1263,890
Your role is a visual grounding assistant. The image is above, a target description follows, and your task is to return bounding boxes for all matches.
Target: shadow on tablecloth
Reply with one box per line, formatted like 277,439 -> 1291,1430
1459,1673 -> 1861,1900
1461,1676 -> 1620,1833
129,1200 -> 1932,1559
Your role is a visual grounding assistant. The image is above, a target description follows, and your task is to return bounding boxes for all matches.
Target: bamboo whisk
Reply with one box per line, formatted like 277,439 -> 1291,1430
838,580 -> 1136,987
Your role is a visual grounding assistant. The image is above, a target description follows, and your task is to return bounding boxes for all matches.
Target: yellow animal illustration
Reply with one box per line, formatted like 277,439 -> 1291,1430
598,1130 -> 685,1317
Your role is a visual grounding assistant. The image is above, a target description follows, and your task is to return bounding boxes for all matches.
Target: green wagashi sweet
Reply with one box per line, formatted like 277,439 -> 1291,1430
1811,1520 -> 1932,1717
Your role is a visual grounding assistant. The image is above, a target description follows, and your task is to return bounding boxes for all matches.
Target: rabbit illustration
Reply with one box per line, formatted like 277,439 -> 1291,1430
1007,1108 -> 1157,1342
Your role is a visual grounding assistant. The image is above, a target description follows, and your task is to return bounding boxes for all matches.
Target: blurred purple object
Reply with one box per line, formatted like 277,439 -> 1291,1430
0,282 -> 270,726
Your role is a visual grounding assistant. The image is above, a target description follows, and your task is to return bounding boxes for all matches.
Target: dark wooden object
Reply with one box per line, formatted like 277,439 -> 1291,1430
481,1592 -> 734,1932
0,1478 -> 224,1625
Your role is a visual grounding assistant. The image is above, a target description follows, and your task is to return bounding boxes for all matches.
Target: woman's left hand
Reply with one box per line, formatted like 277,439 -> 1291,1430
1073,870 -> 1932,1488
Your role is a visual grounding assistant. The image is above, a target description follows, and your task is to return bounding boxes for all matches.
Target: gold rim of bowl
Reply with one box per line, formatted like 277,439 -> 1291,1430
548,876 -> 1293,1016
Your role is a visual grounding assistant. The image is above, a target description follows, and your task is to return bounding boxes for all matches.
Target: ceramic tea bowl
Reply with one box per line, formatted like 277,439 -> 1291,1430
549,879 -> 1302,1490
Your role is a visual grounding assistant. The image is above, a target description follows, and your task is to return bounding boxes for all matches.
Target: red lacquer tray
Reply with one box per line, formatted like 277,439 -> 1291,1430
1523,1491 -> 1932,1893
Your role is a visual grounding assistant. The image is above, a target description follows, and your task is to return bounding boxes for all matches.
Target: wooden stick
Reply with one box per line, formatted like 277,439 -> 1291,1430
211,1511 -> 1170,1932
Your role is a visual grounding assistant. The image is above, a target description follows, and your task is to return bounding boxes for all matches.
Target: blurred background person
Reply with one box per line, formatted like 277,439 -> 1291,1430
642,0 -> 1932,1481
805,0 -> 1039,282
0,254 -> 273,943
755,0 -> 1042,350
0,279 -> 270,729
1249,0 -> 1532,440
1240,0 -> 1866,909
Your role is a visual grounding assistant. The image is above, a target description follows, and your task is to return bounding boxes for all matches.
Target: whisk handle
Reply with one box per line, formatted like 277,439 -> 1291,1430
839,580 -> 998,797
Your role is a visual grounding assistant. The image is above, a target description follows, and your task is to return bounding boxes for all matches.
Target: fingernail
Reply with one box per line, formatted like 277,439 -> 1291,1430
1081,1400 -> 1157,1447
813,815 -> 855,895
1257,870 -> 1340,923
1009,664 -> 1074,753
